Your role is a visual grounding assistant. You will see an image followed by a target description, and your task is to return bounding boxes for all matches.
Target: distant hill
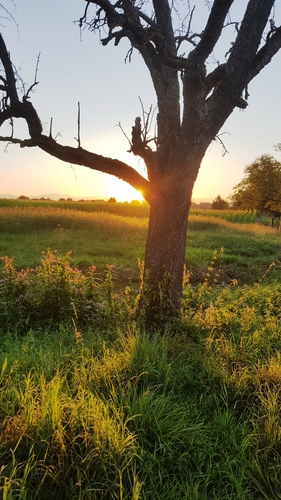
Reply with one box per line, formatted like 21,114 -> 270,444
0,194 -> 98,201
0,194 -> 17,199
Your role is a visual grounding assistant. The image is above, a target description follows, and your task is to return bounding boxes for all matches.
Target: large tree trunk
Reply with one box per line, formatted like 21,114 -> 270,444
139,168 -> 196,327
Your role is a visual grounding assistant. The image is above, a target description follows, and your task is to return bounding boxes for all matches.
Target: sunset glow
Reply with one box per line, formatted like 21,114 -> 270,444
108,176 -> 144,203
0,3 -> 281,203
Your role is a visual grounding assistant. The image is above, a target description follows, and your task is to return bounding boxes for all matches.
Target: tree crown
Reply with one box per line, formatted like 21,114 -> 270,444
231,154 -> 281,213
211,195 -> 229,210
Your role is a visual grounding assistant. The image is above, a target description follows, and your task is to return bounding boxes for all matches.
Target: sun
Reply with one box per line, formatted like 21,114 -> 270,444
108,177 -> 144,203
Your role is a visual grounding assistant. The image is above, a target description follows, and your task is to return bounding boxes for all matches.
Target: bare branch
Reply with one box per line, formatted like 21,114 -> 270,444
188,0 -> 234,65
81,0 -> 182,71
0,34 -> 43,137
25,81 -> 39,101
0,134 -> 21,144
175,6 -> 199,51
152,0 -> 176,55
117,97 -> 157,160
131,116 -> 142,150
74,101 -> 81,148
225,0 -> 276,88
213,132 -> 230,157
0,32 -> 18,104
204,0 -> 278,140
23,52 -> 41,103
0,132 -> 152,200
247,25 -> 281,83
129,110 -> 155,168
176,32 -> 200,51
0,2 -> 19,35
124,46 -> 133,63
79,1 -> 90,28
116,121 -> 131,146
138,97 -> 157,148
0,28 -> 153,200
49,117 -> 53,138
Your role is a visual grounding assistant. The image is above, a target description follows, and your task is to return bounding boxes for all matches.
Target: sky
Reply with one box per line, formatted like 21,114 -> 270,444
0,1 -> 281,202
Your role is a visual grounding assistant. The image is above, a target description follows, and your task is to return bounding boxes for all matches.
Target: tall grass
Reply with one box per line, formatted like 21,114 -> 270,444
0,206 -> 147,287
0,328 -> 141,499
1,205 -> 280,286
1,202 -> 281,497
0,198 -> 150,218
1,242 -> 281,497
190,208 -> 269,225
0,205 -> 148,233
0,199 -> 273,225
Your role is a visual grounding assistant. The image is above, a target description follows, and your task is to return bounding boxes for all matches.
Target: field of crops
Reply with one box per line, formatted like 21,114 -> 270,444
1,199 -> 281,499
0,196 -> 272,222
0,199 -> 280,286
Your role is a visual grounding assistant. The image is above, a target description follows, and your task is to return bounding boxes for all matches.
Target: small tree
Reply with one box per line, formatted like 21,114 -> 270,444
230,155 -> 281,216
0,2 -> 281,325
211,195 -> 229,210
17,195 -> 29,200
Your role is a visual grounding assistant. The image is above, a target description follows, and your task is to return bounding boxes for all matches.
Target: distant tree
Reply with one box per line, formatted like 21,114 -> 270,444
211,195 -> 229,210
17,195 -> 29,200
130,199 -> 141,205
230,155 -> 281,216
108,197 -> 117,203
0,2 -> 281,325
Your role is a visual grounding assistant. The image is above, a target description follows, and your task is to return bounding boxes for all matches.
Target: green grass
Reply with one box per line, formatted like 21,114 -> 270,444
1,292 -> 281,498
1,201 -> 281,498
0,206 -> 148,288
0,202 -> 280,287
190,208 -> 272,225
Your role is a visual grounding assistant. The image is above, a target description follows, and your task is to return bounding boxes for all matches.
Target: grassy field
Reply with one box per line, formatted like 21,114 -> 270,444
1,200 -> 281,498
0,200 -> 280,287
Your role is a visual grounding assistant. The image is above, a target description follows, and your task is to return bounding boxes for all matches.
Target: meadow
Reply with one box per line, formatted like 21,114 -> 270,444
1,199 -> 281,499
0,199 -> 279,286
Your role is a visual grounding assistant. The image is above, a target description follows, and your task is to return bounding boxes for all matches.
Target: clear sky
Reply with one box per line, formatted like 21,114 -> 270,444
0,1 -> 281,202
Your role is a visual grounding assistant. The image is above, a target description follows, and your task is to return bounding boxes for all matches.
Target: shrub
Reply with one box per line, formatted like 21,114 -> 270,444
0,249 -> 134,333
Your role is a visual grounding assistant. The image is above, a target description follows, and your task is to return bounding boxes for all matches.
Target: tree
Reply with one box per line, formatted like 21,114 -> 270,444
211,195 -> 229,210
0,1 -> 281,325
230,155 -> 281,216
17,195 -> 29,200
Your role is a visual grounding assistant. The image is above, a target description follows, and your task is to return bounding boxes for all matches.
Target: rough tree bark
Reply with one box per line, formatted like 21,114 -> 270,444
0,0 -> 281,326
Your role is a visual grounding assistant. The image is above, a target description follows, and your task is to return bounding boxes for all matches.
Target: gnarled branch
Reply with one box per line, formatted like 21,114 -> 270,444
0,30 -> 151,202
0,133 -> 152,200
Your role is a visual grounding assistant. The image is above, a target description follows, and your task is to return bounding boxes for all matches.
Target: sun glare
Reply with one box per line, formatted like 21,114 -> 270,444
108,177 -> 144,203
